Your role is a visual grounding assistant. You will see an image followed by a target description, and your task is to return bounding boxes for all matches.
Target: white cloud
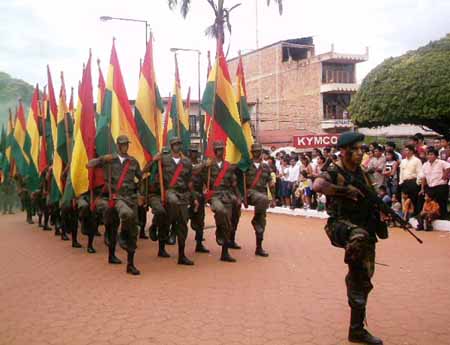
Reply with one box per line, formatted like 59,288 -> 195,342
1,0 -> 449,102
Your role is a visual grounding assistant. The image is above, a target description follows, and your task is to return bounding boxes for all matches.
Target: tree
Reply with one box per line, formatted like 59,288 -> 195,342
349,34 -> 450,136
0,72 -> 34,125
168,0 -> 283,46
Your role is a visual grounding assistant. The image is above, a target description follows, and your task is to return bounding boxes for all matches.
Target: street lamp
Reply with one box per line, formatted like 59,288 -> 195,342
100,16 -> 151,48
170,47 -> 203,149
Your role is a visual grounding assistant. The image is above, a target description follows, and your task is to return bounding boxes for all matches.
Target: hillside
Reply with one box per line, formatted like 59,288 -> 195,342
0,72 -> 34,125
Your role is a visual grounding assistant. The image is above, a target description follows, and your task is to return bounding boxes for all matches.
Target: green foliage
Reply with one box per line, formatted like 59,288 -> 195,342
349,34 -> 450,136
0,72 -> 34,125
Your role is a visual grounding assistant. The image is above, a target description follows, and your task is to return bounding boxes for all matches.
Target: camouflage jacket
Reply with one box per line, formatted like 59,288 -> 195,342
245,161 -> 273,193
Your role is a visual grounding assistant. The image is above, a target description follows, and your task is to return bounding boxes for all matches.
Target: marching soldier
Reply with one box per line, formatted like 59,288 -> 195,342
313,132 -> 386,345
36,167 -> 51,230
150,137 -> 194,265
244,143 -> 275,257
1,172 -> 15,215
188,144 -> 209,253
14,174 -> 33,224
87,135 -> 142,275
203,141 -> 240,262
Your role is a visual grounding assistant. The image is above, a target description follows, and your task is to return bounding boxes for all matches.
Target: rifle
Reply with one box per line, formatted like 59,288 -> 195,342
325,160 -> 423,244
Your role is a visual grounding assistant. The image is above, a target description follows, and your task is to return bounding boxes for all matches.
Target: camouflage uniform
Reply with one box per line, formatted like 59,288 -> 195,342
202,141 -> 240,262
1,175 -> 15,214
189,145 -> 209,253
245,143 -> 274,256
159,138 -> 194,265
322,161 -> 383,344
15,174 -> 33,224
87,135 -> 142,274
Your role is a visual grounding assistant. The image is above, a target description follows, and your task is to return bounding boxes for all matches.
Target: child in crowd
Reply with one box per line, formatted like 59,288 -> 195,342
378,186 -> 392,207
402,192 -> 414,222
416,192 -> 440,231
297,170 -> 313,209
391,194 -> 402,218
317,193 -> 326,212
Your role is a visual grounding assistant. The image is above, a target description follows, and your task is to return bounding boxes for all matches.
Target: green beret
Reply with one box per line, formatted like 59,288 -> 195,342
251,143 -> 263,151
189,144 -> 200,152
337,132 -> 365,148
169,137 -> 182,146
116,135 -> 130,145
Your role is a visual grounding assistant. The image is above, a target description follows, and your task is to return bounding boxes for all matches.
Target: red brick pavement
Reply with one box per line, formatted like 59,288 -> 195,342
1,210 -> 450,345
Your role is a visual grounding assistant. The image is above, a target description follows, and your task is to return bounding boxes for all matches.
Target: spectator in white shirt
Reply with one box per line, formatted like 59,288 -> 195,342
421,146 -> 450,219
367,145 -> 386,191
399,144 -> 423,215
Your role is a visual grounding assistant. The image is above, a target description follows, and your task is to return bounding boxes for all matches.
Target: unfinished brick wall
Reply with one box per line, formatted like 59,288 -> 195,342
228,42 -> 323,142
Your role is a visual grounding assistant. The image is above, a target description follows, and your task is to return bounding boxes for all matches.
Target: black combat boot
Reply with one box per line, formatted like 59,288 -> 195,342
38,214 -> 43,227
158,241 -> 171,258
195,240 -> 210,253
177,242 -> 194,266
139,226 -> 149,239
220,242 -> 236,263
71,226 -> 82,248
167,231 -> 176,245
26,211 -> 34,224
42,212 -> 51,230
126,251 -> 140,275
149,223 -> 158,241
348,308 -> 383,345
229,231 -> 241,250
108,246 -> 122,264
87,234 -> 96,254
195,230 -> 209,253
61,227 -> 70,241
255,236 -> 269,257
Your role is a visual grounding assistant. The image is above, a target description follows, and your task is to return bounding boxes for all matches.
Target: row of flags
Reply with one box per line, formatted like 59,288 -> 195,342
0,38 -> 254,203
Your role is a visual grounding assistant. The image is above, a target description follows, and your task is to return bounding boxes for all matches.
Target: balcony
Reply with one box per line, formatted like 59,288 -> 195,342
321,118 -> 354,130
320,83 -> 359,94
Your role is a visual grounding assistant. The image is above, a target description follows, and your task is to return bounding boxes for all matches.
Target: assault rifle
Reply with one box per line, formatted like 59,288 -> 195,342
324,160 -> 423,244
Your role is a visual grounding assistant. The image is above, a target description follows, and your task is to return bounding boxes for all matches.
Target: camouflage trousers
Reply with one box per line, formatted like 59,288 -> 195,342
248,189 -> 270,239
165,190 -> 190,244
189,196 -> 205,242
326,218 -> 376,311
148,194 -> 169,242
210,191 -> 240,244
96,197 -> 138,253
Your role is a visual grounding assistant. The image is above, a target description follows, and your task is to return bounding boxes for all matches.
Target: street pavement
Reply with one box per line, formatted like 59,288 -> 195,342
1,210 -> 450,345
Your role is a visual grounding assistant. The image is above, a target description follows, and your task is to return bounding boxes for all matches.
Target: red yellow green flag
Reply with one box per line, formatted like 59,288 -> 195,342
201,45 -> 251,169
25,84 -> 41,190
96,40 -> 148,168
236,55 -> 254,153
11,99 -> 30,176
135,37 -> 164,159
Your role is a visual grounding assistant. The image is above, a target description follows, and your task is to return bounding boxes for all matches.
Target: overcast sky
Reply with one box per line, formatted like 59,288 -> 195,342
1,0 -> 449,102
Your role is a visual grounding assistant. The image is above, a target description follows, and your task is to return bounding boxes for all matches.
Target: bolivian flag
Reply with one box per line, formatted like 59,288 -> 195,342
170,54 -> 190,151
46,66 -> 59,165
39,87 -> 49,174
50,72 -> 69,204
2,110 -> 15,177
96,59 -> 106,125
236,55 -> 254,155
96,40 -> 148,169
201,45 -> 251,170
135,37 -> 164,159
25,84 -> 42,191
11,99 -> 30,176
67,52 -> 97,198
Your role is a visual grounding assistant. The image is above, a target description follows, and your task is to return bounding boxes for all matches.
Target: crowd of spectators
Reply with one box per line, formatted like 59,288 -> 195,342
264,133 -> 450,231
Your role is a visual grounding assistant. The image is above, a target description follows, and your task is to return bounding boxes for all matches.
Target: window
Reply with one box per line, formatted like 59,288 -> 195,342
189,115 -> 198,136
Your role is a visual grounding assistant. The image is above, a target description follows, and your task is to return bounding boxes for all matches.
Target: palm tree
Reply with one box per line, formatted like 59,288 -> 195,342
168,0 -> 283,47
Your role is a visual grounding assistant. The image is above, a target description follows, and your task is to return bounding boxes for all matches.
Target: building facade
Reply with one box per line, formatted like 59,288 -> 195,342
227,37 -> 368,148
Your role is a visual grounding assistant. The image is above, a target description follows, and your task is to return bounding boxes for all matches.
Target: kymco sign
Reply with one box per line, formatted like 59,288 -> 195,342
293,134 -> 339,149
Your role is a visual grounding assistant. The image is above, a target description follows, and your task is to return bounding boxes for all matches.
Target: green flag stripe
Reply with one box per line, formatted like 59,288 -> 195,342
135,107 -> 158,156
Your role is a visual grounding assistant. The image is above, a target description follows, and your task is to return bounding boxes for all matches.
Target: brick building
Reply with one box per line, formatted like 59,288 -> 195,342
227,37 -> 368,148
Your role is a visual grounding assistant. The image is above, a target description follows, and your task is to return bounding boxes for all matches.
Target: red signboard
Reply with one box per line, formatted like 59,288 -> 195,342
293,134 -> 339,149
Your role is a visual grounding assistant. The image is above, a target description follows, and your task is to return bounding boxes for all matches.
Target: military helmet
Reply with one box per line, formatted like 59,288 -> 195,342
251,143 -> 263,151
116,135 -> 130,145
337,132 -> 365,149
189,144 -> 200,152
169,136 -> 182,146
213,141 -> 225,150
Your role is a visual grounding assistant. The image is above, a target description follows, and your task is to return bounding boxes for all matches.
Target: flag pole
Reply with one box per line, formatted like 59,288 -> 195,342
174,53 -> 181,138
238,52 -> 248,208
206,44 -> 221,194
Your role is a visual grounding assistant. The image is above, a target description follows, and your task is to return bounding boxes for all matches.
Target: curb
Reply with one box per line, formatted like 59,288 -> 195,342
241,206 -> 450,232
